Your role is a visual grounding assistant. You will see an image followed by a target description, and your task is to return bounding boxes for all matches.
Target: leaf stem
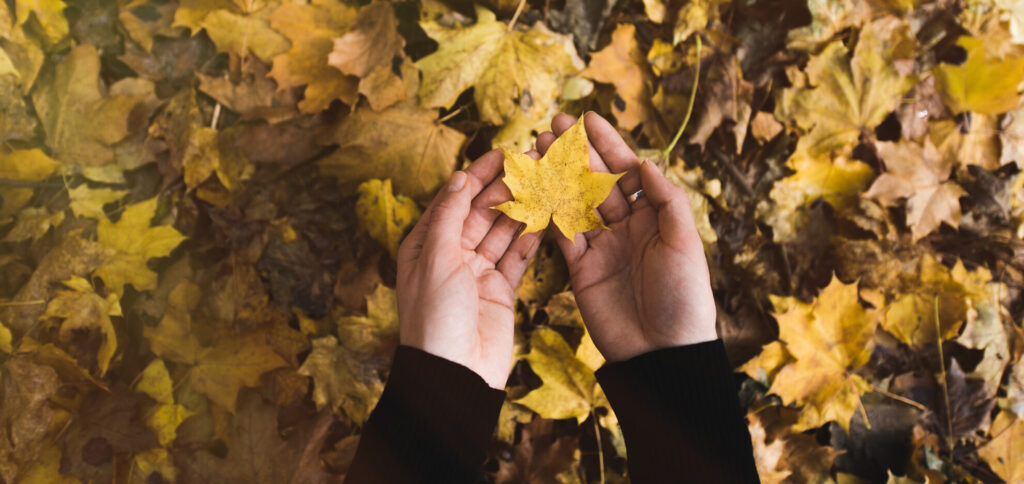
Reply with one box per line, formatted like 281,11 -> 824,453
935,295 -> 954,449
508,0 -> 527,32
592,409 -> 605,484
662,36 -> 702,160
847,371 -> 871,430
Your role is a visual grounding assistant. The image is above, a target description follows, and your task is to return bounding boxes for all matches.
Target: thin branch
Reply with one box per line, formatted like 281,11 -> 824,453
663,36 -> 702,160
592,410 -> 605,484
934,295 -> 954,450
508,0 -> 527,31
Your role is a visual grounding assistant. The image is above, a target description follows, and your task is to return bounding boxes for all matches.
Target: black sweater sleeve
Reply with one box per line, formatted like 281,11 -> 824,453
595,339 -> 760,483
344,345 -> 505,483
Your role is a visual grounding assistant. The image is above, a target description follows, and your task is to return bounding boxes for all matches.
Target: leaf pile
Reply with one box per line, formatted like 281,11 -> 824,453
3,0 -> 1024,481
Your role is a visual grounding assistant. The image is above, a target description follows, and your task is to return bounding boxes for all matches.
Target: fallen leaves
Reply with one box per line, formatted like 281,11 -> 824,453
3,0 -> 1024,481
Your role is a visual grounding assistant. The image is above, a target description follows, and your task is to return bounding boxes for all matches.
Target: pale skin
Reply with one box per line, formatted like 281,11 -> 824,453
396,112 -> 718,389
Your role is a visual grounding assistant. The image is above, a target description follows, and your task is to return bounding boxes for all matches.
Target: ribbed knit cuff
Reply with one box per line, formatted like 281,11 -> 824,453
346,345 -> 505,483
595,340 -> 759,483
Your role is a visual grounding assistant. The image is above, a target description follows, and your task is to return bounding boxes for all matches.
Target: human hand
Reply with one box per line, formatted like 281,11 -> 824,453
536,112 -> 718,363
396,150 -> 542,389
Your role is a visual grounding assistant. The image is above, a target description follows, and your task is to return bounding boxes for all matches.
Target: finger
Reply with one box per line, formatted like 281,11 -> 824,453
639,160 -> 700,251
497,230 -> 544,287
550,114 -> 631,223
584,111 -> 643,194
475,215 -> 522,264
464,148 -> 506,196
463,149 -> 539,248
537,131 -> 556,155
422,171 -> 474,260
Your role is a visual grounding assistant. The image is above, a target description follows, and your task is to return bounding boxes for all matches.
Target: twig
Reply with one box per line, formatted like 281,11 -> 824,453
934,295 -> 954,450
211,102 -> 223,129
663,36 -> 702,160
0,299 -> 46,307
592,410 -> 605,484
437,104 -> 469,124
872,385 -> 928,412
710,145 -> 753,197
508,0 -> 527,31
0,179 -> 63,187
847,372 -> 872,430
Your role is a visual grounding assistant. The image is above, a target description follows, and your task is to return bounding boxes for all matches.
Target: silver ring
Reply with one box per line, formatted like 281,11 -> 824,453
628,189 -> 645,203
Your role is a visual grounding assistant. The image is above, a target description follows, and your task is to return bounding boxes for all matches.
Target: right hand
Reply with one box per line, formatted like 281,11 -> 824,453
536,112 -> 719,363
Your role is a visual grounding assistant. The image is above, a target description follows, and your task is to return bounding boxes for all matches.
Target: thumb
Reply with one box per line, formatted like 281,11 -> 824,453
639,161 -> 698,250
422,171 -> 472,257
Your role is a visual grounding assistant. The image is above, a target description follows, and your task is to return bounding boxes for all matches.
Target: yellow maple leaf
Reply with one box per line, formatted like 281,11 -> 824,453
581,24 -> 651,130
355,179 -> 421,258
43,276 -> 121,375
190,332 -> 288,411
978,411 -> 1024,482
175,0 -> 289,63
881,254 -> 994,348
144,281 -> 203,365
515,327 -> 605,424
68,185 -> 128,220
135,359 -> 196,446
94,197 -> 187,295
416,6 -> 582,126
767,275 -> 878,431
318,104 -> 464,200
929,115 -> 1001,170
935,36 -> 1024,115
268,0 -> 359,113
494,115 -> 623,240
0,149 -> 60,219
14,0 -> 68,47
298,335 -> 386,423
776,17 -> 915,161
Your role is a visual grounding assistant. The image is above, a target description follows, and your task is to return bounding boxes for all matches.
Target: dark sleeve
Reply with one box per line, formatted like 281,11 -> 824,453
594,339 -> 760,483
344,345 -> 506,483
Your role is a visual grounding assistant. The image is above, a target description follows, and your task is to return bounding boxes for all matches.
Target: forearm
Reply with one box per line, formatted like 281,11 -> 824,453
345,345 -> 505,483
595,339 -> 759,483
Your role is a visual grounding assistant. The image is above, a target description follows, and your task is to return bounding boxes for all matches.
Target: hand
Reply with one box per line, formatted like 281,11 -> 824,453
537,112 -> 718,363
396,150 -> 542,389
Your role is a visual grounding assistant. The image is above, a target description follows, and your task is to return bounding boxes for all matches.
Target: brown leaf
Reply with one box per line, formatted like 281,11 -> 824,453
495,417 -> 580,484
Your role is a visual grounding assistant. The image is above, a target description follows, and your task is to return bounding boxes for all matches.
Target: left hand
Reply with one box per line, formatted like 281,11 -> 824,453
396,149 -> 543,389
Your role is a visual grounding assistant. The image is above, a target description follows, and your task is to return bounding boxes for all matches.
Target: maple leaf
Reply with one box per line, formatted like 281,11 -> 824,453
494,115 -> 623,240
880,254 -> 993,348
135,359 -> 195,446
776,17 -> 915,161
355,179 -> 421,258
515,327 -> 606,424
934,36 -> 1024,115
1006,359 -> 1024,417
318,104 -> 465,200
865,139 -> 967,241
94,197 -> 187,295
143,281 -> 287,411
67,185 -> 128,220
581,24 -> 651,130
748,420 -> 792,483
416,6 -> 582,126
327,1 -> 405,79
31,45 -> 155,169
929,114 -> 1001,171
495,417 -> 580,484
189,332 -> 288,411
978,411 -> 1024,482
0,356 -> 61,483
13,0 -> 68,47
2,207 -> 63,242
268,0 -> 358,113
298,335 -> 386,423
0,149 -> 60,219
785,0 -> 870,50
43,276 -> 121,375
957,301 -> 1010,397
766,275 -> 879,431
175,0 -> 289,62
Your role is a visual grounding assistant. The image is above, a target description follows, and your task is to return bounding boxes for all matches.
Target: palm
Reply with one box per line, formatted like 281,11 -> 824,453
540,112 -> 718,362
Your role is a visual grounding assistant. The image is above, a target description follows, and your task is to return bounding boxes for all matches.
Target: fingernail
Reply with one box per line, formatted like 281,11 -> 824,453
448,171 -> 467,192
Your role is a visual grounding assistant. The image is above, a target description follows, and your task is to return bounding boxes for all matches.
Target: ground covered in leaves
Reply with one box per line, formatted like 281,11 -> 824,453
2,0 -> 1024,481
